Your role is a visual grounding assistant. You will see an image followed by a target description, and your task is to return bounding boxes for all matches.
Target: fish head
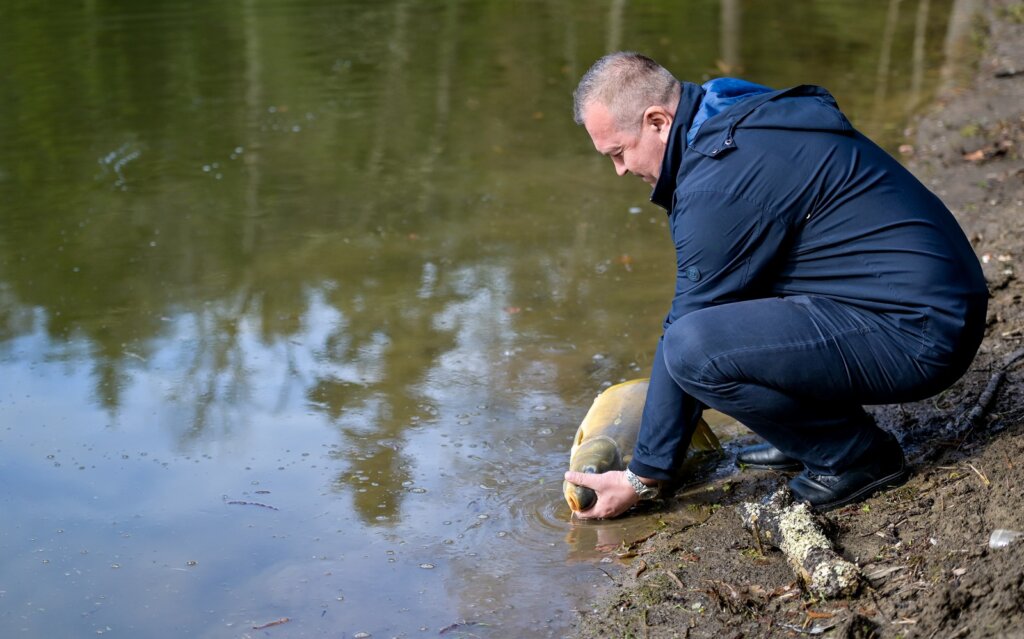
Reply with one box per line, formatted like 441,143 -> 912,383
563,436 -> 623,513
563,480 -> 598,513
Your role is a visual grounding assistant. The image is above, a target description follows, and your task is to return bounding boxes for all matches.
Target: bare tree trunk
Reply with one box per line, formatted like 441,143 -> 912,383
720,0 -> 742,75
871,0 -> 903,129
558,0 -> 579,88
243,0 -> 263,257
366,1 -> 410,178
606,0 -> 627,53
940,0 -> 983,90
908,0 -> 932,111
416,0 -> 457,215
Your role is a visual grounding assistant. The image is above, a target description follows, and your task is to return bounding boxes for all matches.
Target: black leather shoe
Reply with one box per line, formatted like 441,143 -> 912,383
788,438 -> 909,511
735,444 -> 802,471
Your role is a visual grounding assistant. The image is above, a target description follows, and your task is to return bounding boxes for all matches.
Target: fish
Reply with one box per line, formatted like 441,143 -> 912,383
562,378 -> 722,513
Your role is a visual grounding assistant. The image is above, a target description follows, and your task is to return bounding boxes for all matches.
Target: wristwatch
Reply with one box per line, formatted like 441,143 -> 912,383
624,468 -> 660,500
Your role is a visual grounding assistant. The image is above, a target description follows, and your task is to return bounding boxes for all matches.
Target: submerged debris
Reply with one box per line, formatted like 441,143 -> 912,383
251,617 -> 290,630
222,494 -> 279,511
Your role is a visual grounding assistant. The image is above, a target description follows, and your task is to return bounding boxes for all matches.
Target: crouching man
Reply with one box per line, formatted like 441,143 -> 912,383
564,52 -> 987,518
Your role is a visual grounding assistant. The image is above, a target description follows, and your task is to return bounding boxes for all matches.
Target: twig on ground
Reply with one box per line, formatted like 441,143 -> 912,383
930,347 -> 1024,458
751,516 -> 767,556
663,570 -> 685,590
595,565 -> 618,584
966,463 -> 991,487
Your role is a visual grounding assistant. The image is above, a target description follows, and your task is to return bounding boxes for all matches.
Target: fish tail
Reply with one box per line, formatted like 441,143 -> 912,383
690,417 -> 722,451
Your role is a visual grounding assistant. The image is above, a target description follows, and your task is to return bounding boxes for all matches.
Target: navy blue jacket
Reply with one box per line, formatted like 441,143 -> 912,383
627,81 -> 988,480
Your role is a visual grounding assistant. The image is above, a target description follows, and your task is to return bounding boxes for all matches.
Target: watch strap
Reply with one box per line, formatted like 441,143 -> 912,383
624,468 -> 659,500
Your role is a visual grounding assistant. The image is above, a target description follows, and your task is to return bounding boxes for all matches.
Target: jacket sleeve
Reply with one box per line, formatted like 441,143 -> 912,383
628,190 -> 791,478
627,337 -> 705,480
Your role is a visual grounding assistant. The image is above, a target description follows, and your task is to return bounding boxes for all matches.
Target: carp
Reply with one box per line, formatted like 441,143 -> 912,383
562,378 -> 722,513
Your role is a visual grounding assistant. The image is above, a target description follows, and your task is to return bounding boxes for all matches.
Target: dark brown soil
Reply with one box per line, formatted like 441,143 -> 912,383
571,2 -> 1024,637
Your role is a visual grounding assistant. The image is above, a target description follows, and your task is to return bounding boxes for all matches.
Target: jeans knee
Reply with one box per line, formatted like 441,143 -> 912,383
663,315 -> 720,391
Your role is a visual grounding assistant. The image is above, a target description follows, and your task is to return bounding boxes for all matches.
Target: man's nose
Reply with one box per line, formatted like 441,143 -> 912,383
614,161 -> 628,177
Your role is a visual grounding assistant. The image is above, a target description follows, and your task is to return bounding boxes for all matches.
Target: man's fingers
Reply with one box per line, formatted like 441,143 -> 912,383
564,470 -> 599,488
564,470 -> 640,520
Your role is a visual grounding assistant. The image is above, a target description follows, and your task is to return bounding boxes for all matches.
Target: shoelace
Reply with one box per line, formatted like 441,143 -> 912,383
805,471 -> 842,487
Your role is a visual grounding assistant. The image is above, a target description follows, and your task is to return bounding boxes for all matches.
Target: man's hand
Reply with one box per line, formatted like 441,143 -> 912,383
563,470 -> 641,519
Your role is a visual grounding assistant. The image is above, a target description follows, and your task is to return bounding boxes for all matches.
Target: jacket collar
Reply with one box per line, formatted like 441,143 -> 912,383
650,82 -> 828,210
650,81 -> 704,211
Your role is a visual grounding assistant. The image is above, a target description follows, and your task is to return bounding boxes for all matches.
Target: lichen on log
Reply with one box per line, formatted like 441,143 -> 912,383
739,488 -> 861,599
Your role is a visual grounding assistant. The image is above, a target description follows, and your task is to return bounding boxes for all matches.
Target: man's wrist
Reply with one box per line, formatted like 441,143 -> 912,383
626,459 -> 673,483
624,468 -> 660,499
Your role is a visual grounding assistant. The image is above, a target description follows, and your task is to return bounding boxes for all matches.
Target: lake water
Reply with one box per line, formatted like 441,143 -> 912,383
0,0 -> 957,636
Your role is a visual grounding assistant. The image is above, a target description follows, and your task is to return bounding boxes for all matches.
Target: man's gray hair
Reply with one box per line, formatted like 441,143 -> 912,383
572,52 -> 680,129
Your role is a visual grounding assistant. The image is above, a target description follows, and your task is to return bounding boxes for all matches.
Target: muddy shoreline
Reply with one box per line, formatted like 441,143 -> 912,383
571,2 -> 1024,637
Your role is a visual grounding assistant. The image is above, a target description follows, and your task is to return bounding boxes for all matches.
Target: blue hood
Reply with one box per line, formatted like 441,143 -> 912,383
652,80 -> 854,209
687,79 -> 854,151
686,78 -> 774,145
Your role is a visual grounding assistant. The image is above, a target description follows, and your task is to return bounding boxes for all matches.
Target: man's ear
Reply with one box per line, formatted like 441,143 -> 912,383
643,106 -> 673,143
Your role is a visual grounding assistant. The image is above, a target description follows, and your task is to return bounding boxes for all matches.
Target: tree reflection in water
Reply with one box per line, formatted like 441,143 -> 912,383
0,0 -> 961,636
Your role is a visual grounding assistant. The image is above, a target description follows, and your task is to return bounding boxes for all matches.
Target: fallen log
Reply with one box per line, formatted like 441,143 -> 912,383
739,488 -> 861,599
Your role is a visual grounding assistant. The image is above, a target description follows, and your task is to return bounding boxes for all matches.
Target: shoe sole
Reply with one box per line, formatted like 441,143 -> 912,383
736,461 -> 803,471
810,466 -> 911,512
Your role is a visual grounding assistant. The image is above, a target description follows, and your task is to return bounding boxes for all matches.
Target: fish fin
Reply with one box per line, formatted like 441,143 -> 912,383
568,424 -> 587,457
690,417 -> 722,451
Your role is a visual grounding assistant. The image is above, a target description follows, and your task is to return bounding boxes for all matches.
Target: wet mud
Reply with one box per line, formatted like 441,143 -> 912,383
571,2 -> 1024,637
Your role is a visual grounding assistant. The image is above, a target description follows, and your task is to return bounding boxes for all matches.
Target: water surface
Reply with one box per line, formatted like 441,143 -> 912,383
0,0 -> 957,636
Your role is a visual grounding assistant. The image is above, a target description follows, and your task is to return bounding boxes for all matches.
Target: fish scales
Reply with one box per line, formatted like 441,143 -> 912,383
563,378 -> 722,513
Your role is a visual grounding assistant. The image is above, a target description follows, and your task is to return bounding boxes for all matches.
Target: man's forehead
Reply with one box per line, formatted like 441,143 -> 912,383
583,102 -> 623,150
582,100 -> 615,127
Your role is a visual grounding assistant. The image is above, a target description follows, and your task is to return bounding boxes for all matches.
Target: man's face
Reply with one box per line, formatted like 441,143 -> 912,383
583,101 -> 671,185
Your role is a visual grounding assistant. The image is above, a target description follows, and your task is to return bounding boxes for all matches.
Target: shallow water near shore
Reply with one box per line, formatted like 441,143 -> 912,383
0,0 -> 958,636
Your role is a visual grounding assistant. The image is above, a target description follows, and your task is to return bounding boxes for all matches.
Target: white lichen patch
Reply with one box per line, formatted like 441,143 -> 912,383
740,490 -> 862,599
810,559 -> 861,598
778,503 -> 832,565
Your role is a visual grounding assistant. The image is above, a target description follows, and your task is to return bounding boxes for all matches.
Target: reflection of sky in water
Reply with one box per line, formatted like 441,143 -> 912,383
0,296 -> 753,637
0,290 -> 606,637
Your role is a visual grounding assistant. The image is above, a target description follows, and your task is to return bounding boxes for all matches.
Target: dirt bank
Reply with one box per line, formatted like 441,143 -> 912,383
572,2 -> 1024,637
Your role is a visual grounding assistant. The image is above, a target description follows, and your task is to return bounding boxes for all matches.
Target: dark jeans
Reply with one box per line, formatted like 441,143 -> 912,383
661,295 -> 985,474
